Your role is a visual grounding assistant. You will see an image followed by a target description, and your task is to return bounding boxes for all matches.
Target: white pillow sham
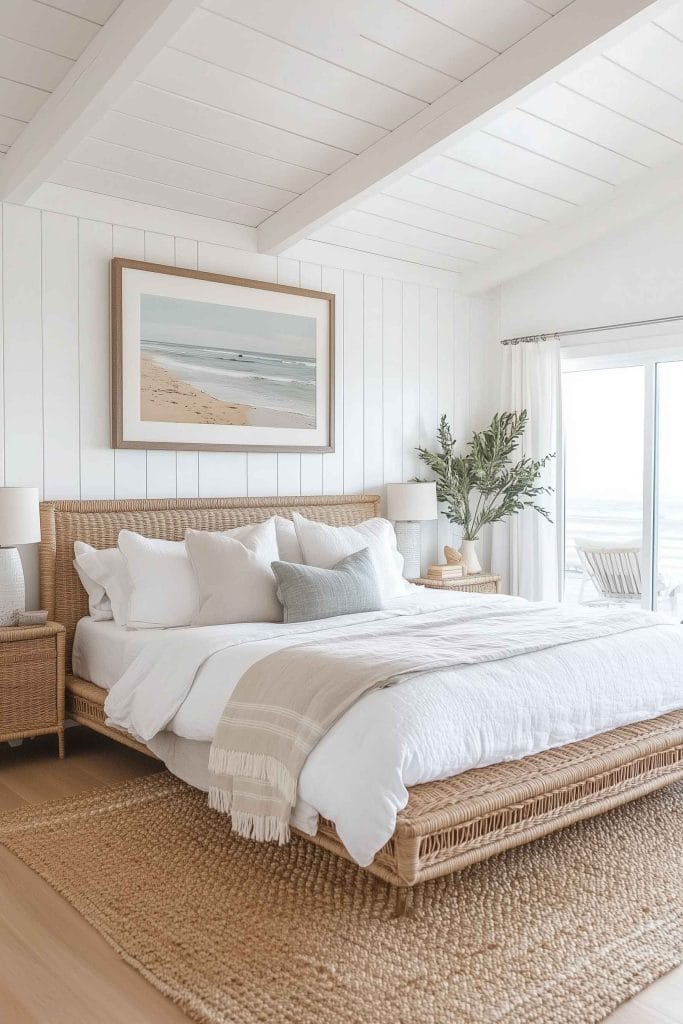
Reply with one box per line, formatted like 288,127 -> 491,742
118,531 -> 197,630
292,513 -> 410,603
73,541 -> 130,625
186,519 -> 281,625
118,520 -> 282,629
272,515 -> 303,563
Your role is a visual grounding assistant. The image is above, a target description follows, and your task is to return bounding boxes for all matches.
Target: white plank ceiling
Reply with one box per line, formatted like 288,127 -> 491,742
41,0 -> 576,230
0,0 -> 122,154
3,0 -> 683,285
310,2 -> 683,278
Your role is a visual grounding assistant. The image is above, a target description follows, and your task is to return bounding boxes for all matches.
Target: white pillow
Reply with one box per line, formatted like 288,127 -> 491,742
73,541 -> 130,625
186,519 -> 281,625
272,516 -> 303,563
292,513 -> 410,603
74,543 -> 111,620
118,531 -> 198,629
118,521 -> 278,629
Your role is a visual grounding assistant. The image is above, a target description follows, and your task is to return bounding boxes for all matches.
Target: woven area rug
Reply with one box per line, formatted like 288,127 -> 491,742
0,773 -> 681,1024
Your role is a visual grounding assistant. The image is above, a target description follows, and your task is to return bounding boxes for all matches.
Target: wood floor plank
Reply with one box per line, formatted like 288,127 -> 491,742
0,779 -> 26,811
0,729 -> 162,802
0,729 -> 188,1022
0,846 -> 189,1024
630,964 -> 683,1018
0,755 -> 106,803
606,998 -> 680,1024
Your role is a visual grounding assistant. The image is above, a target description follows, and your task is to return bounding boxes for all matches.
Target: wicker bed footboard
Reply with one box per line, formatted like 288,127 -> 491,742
67,673 -> 683,889
308,711 -> 683,887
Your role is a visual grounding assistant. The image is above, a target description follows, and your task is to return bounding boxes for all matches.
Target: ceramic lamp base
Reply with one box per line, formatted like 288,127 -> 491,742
394,520 -> 422,579
0,547 -> 25,625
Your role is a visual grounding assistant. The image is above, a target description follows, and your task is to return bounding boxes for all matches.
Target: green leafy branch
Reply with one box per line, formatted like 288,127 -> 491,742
415,411 -> 555,540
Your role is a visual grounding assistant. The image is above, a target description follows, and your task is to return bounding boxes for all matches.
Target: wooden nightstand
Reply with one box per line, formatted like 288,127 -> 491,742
412,573 -> 502,595
0,622 -> 65,758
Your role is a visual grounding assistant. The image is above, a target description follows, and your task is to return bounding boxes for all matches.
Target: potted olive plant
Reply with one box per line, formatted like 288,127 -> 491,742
416,411 -> 555,574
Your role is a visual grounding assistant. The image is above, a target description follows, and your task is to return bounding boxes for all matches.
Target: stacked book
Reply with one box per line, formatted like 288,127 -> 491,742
427,564 -> 464,581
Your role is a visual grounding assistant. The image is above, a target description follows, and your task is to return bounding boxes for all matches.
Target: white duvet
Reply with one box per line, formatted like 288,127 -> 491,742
104,590 -> 683,865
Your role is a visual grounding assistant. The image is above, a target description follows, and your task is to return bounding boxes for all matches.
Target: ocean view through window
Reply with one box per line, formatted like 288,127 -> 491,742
562,354 -> 683,615
655,361 -> 683,612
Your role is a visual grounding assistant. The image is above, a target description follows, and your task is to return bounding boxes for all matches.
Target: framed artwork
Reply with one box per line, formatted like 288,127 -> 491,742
111,258 -> 334,452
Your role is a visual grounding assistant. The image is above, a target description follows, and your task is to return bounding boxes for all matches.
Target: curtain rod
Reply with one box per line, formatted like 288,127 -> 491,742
500,313 -> 683,346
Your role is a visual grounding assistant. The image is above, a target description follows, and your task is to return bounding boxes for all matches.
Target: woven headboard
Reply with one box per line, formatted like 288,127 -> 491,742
39,494 -> 381,671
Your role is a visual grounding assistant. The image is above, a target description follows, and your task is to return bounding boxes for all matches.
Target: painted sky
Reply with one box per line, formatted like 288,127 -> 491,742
140,293 -> 317,358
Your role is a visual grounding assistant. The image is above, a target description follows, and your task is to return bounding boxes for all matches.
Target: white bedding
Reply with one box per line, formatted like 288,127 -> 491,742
72,617 -> 157,689
102,589 -> 683,866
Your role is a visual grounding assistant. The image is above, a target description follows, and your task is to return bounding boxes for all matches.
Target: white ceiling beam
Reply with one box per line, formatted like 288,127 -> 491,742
0,0 -> 201,204
460,148 -> 683,294
257,0 -> 677,255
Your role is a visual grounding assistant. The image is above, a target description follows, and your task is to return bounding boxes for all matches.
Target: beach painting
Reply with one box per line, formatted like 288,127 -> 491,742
140,295 -> 318,429
112,259 -> 334,452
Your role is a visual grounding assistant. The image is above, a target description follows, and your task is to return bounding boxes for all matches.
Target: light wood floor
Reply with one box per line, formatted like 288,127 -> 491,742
0,729 -> 680,1024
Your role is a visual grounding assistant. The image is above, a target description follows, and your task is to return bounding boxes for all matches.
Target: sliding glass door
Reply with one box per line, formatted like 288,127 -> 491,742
562,366 -> 645,605
655,361 -> 683,614
561,350 -> 683,615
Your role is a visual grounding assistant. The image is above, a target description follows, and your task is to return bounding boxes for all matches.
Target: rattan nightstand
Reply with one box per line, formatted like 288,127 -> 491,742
412,573 -> 502,595
0,622 -> 65,758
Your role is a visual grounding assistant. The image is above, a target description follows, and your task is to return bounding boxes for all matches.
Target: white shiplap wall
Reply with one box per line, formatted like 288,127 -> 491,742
0,200 -> 500,603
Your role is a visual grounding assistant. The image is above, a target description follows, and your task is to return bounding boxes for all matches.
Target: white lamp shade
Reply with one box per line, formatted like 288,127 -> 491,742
386,482 -> 438,521
0,487 -> 40,546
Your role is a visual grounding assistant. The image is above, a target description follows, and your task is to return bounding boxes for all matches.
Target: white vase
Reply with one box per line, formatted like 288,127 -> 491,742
460,538 -> 482,575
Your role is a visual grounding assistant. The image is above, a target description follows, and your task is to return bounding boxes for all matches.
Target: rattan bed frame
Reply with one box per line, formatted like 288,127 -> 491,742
40,496 -> 683,899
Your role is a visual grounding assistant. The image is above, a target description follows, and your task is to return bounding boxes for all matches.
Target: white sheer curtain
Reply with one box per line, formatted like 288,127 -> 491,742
491,336 -> 562,601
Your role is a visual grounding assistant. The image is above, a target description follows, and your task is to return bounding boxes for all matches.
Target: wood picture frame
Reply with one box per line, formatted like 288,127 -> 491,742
111,258 -> 335,453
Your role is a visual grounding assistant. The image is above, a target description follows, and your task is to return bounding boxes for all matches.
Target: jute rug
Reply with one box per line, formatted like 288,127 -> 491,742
0,773 -> 681,1024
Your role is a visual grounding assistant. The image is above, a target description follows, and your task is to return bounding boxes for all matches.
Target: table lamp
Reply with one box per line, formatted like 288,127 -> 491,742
386,482 -> 438,579
0,487 -> 40,625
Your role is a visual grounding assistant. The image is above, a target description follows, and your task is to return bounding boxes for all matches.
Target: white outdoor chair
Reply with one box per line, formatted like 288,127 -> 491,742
575,537 -> 682,610
575,538 -> 642,604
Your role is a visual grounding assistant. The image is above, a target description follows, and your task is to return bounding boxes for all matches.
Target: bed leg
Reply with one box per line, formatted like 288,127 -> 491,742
393,887 -> 414,919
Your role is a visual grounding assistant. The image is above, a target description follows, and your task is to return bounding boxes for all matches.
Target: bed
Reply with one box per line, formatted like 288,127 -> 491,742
40,496 -> 683,902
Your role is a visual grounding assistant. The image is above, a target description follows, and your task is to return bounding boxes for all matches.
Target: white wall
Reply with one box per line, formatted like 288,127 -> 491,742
0,199 -> 500,606
499,198 -> 683,339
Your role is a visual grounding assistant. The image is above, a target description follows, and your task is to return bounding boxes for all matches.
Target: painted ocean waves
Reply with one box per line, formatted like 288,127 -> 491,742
141,339 -> 316,427
138,293 -> 318,429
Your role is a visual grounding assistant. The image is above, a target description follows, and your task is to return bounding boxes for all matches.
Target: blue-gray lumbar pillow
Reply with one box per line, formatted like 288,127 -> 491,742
272,547 -> 383,623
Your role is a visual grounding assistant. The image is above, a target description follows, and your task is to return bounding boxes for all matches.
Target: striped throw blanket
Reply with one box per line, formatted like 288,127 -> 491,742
207,604 -> 661,844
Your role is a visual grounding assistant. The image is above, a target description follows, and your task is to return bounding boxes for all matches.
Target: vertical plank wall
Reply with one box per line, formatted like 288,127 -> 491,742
0,202 -> 500,603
